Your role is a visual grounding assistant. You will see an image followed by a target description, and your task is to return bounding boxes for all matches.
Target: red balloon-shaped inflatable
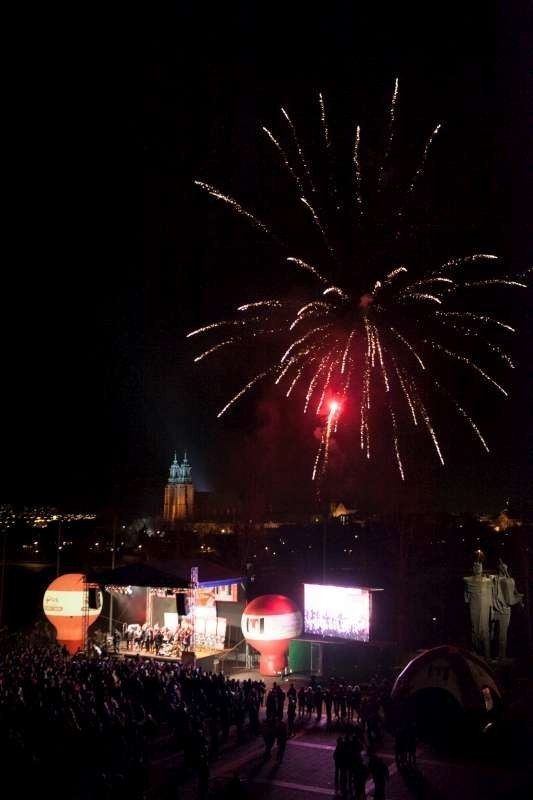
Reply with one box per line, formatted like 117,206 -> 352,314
43,573 -> 103,654
241,594 -> 302,675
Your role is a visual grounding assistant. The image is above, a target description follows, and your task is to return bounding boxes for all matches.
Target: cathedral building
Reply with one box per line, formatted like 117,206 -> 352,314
163,452 -> 195,521
162,452 -> 244,531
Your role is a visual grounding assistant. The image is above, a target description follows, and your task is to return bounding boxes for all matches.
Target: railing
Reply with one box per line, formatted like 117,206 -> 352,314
213,638 -> 262,674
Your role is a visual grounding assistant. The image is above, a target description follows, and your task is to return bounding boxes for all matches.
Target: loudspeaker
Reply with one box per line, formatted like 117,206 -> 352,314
88,588 -> 98,609
176,593 -> 186,615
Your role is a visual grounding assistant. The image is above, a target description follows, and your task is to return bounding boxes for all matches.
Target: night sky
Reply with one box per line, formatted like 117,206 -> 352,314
2,3 -> 531,515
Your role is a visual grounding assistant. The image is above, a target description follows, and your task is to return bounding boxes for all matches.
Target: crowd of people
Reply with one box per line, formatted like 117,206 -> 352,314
0,631 -> 266,798
0,631 -> 406,799
261,677 -> 395,797
292,677 -> 392,742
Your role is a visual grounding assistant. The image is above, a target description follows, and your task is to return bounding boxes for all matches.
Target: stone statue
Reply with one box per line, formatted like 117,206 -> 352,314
490,559 -> 523,659
495,558 -> 510,578
464,558 -> 523,660
464,561 -> 493,658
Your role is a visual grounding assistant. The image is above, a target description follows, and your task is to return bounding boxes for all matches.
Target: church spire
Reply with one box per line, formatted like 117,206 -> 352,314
167,451 -> 192,484
163,450 -> 194,521
180,451 -> 192,484
168,452 -> 180,484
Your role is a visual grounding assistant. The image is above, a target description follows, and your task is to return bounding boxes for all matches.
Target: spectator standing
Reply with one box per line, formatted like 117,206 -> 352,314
368,750 -> 389,800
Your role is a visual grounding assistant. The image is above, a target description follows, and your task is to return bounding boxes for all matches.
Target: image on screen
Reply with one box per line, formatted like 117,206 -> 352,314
304,584 -> 370,641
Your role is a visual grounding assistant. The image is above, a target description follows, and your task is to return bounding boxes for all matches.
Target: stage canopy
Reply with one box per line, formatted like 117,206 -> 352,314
88,559 -> 244,589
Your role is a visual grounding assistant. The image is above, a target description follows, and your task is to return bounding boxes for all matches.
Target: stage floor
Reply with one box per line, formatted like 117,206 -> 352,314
119,644 -> 226,663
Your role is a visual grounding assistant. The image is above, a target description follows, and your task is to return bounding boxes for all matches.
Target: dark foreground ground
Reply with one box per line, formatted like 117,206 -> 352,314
147,671 -> 532,800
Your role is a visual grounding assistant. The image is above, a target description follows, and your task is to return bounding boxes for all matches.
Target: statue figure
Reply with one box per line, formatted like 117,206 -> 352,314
496,558 -> 510,578
464,560 -> 493,658
490,559 -> 523,659
464,557 -> 523,660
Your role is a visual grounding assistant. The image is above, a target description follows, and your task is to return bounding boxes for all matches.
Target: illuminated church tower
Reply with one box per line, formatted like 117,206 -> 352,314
163,452 -> 194,521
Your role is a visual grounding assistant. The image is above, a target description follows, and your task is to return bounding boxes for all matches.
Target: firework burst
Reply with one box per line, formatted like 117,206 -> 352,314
191,80 -> 526,481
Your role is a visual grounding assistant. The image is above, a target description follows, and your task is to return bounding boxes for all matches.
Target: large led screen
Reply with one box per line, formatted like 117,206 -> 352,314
304,584 -> 370,641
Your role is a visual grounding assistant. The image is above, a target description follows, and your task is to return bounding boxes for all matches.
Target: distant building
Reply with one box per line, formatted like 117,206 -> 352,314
161,452 -> 243,531
491,510 -> 522,532
163,453 -> 194,521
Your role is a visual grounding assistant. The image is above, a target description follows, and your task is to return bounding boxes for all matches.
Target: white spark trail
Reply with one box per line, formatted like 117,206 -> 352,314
462,279 -> 527,289
389,405 -> 405,480
194,339 -> 235,363
304,355 -> 331,414
323,286 -> 349,300
402,292 -> 442,305
318,92 -> 340,211
237,300 -> 282,311
287,256 -> 329,284
275,357 -> 301,385
389,328 -> 426,369
312,429 -> 326,481
361,356 -> 371,458
434,380 -> 490,453
408,123 -> 442,193
316,357 -> 338,414
187,320 -> 245,338
393,362 -> 418,425
434,318 -> 515,368
379,77 -> 399,185
289,309 -> 327,331
321,403 -> 339,476
341,329 -> 356,374
373,325 -> 390,391
434,311 -> 515,333
412,388 -> 445,465
280,325 -> 332,364
385,266 -> 408,283
434,254 -> 498,275
262,126 -> 306,195
353,124 -> 363,211
300,197 -> 336,259
297,300 -> 330,318
194,181 -> 272,236
217,370 -> 270,418
405,277 -> 454,290
427,340 -> 508,396
286,368 -> 304,397
318,92 -> 331,151
281,107 -> 316,193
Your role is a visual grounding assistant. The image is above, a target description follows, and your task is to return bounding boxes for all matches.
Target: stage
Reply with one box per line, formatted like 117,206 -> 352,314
88,560 -> 246,668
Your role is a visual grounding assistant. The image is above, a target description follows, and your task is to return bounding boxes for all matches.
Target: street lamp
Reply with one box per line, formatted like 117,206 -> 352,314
108,517 -> 118,637
56,519 -> 62,576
